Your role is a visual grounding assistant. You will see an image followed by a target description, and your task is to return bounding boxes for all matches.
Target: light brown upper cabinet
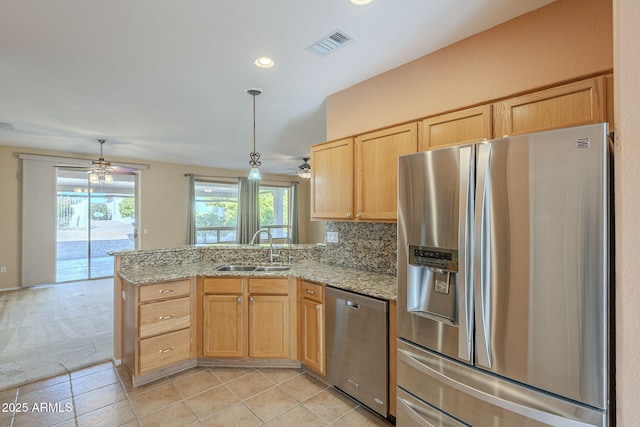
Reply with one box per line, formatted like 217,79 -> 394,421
355,123 -> 418,221
493,75 -> 608,137
311,123 -> 417,222
604,73 -> 614,130
310,137 -> 354,220
420,105 -> 493,151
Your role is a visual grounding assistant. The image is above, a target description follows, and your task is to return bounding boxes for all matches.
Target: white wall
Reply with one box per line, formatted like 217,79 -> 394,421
614,0 -> 640,424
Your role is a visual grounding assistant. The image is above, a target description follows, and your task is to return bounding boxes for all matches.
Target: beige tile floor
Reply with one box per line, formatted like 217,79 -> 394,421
0,361 -> 393,426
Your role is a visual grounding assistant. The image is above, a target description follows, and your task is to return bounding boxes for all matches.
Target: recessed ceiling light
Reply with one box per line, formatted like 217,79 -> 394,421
254,57 -> 275,68
349,0 -> 374,5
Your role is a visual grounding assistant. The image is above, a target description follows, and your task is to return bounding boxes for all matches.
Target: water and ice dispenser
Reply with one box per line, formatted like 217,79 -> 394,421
407,245 -> 459,325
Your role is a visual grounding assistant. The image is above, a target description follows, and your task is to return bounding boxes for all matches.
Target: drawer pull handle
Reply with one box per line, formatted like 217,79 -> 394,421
316,304 -> 321,311
158,314 -> 175,320
158,288 -> 175,294
306,289 -> 316,295
158,347 -> 175,354
237,297 -> 241,302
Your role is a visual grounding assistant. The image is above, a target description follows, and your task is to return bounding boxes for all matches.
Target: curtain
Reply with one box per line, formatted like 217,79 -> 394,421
19,155 -> 58,286
237,177 -> 260,244
289,181 -> 299,243
186,174 -> 196,244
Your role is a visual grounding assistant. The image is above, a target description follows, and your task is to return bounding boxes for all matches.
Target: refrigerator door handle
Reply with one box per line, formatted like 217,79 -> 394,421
474,143 -> 492,368
457,146 -> 473,362
397,393 -> 467,427
398,346 -> 600,427
396,396 -> 438,427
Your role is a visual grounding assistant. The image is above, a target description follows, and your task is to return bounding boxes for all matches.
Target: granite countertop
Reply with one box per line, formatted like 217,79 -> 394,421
118,260 -> 397,301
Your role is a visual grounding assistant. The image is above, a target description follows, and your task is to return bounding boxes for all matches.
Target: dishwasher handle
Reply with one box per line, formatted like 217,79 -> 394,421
326,286 -> 388,313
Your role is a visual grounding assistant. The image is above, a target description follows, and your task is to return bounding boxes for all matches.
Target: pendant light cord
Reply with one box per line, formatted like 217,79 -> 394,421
252,93 -> 257,155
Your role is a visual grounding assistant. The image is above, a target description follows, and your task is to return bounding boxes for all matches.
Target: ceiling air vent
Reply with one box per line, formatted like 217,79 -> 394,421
307,30 -> 353,56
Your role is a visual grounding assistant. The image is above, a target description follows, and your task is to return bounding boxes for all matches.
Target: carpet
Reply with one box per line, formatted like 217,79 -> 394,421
0,278 -> 114,391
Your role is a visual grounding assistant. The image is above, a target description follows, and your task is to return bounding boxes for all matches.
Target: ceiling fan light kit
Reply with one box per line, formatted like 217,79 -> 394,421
297,157 -> 311,179
88,139 -> 115,184
246,88 -> 263,180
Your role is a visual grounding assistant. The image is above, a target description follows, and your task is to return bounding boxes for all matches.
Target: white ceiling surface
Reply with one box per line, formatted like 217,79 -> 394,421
0,0 -> 555,175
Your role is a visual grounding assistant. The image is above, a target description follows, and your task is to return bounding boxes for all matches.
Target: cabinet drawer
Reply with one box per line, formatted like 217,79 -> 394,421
139,297 -> 191,339
300,281 -> 323,303
139,328 -> 191,374
139,280 -> 191,303
203,278 -> 243,294
249,278 -> 288,295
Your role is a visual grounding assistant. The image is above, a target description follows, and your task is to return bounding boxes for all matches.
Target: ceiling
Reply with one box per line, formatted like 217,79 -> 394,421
0,0 -> 555,176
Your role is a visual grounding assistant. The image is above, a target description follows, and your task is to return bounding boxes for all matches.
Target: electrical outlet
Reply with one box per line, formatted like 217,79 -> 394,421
0,266 -> 6,273
326,231 -> 339,243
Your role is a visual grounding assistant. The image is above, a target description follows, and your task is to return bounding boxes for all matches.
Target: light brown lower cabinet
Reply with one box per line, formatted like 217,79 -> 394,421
249,295 -> 290,358
121,278 -> 195,379
139,328 -> 191,374
203,294 -> 244,357
298,280 -> 325,375
201,277 -> 291,359
121,274 -> 394,398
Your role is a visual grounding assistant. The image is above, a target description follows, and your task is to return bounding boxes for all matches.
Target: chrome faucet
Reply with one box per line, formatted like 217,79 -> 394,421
249,228 -> 274,262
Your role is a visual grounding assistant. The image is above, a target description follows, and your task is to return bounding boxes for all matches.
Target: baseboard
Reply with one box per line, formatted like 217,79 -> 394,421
196,358 -> 302,369
132,359 -> 198,387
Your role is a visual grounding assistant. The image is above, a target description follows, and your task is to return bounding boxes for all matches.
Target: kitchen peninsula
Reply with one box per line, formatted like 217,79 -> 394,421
112,243 -> 398,414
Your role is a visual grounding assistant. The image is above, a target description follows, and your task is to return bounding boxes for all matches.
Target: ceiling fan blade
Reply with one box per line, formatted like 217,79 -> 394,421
53,164 -> 92,169
109,165 -> 138,174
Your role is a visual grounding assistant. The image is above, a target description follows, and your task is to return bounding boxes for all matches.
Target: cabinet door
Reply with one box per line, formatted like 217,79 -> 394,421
249,295 -> 290,359
300,297 -> 325,375
420,105 -> 493,150
203,295 -> 244,358
355,123 -> 417,221
493,76 -> 607,137
310,138 -> 354,220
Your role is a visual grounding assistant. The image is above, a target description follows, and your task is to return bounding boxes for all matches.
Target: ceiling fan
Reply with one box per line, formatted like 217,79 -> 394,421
55,139 -> 137,183
281,157 -> 311,179
296,158 -> 311,179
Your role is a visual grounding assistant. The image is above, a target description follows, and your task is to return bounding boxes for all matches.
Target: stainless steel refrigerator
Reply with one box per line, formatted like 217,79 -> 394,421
396,123 -> 612,426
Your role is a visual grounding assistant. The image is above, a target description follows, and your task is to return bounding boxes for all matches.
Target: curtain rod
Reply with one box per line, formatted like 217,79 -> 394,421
185,173 -> 299,183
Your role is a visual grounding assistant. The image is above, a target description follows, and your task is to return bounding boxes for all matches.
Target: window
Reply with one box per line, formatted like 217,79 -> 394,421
56,169 -> 137,282
259,185 -> 290,240
194,180 -> 238,244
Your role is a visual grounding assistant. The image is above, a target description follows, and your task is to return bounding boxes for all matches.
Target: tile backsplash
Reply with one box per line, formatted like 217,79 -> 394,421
321,222 -> 397,275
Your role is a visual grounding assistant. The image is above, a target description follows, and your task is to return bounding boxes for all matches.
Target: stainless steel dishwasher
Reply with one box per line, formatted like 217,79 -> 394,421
325,286 -> 388,417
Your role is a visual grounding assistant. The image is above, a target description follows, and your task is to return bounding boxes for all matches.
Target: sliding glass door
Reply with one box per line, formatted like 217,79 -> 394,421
56,169 -> 137,282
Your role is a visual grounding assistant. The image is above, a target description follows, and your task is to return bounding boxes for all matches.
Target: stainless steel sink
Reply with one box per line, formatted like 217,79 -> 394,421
214,264 -> 292,272
253,266 -> 292,272
214,265 -> 257,271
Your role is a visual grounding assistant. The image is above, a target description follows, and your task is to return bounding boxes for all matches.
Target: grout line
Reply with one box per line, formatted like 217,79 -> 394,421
68,375 -> 78,426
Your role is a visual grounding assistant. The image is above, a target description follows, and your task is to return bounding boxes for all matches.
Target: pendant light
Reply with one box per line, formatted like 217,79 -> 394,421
246,88 -> 262,180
